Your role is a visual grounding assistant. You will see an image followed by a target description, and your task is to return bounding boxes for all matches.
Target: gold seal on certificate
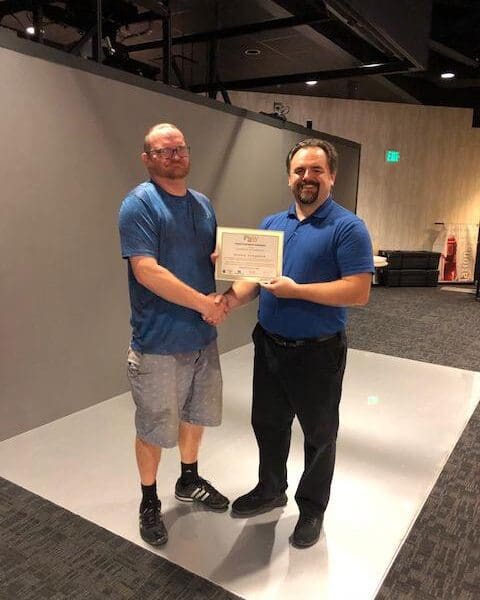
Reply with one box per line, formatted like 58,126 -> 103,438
215,227 -> 284,282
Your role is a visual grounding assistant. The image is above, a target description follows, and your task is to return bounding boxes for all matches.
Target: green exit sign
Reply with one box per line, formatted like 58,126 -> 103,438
386,150 -> 400,162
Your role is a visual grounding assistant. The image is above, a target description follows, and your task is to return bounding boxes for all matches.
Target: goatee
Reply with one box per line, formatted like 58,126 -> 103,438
298,194 -> 317,205
295,182 -> 319,204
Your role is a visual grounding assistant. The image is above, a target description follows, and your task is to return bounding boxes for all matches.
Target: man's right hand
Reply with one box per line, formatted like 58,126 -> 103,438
202,294 -> 229,326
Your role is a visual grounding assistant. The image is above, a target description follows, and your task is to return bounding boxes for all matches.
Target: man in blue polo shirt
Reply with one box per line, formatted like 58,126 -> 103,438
119,123 -> 229,547
224,138 -> 373,548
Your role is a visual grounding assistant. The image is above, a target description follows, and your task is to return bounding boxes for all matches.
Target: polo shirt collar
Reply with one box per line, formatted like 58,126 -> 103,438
288,196 -> 334,221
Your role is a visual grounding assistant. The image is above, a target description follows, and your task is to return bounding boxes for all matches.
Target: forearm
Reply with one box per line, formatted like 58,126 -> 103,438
225,281 -> 260,308
134,262 -> 210,313
288,277 -> 370,306
297,279 -> 370,306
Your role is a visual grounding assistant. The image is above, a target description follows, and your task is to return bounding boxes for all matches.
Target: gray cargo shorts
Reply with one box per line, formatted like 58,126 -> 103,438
126,340 -> 222,448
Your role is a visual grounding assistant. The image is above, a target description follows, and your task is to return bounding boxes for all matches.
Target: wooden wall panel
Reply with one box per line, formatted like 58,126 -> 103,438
229,92 -> 480,252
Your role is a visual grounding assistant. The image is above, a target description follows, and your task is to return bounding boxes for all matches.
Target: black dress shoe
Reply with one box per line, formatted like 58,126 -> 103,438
290,514 -> 323,548
231,485 -> 287,517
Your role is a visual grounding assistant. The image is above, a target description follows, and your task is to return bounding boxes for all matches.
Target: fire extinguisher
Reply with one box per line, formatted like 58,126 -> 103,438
444,235 -> 457,281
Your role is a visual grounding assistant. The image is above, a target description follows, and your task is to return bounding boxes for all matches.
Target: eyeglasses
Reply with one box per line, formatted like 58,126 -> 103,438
148,145 -> 190,159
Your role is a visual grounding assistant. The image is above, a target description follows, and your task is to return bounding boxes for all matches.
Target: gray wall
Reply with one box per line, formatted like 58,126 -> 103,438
0,32 -> 359,440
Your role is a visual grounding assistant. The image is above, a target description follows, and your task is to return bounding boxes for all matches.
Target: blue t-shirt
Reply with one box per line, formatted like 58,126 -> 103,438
118,181 -> 217,354
259,197 -> 374,339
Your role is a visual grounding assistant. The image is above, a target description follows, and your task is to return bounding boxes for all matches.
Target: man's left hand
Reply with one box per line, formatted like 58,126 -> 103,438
261,276 -> 299,298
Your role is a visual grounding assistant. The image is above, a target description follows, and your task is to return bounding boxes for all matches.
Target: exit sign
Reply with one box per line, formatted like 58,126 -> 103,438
386,150 -> 400,162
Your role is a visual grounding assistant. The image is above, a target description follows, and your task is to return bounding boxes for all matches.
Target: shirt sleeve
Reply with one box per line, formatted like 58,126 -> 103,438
201,193 -> 218,227
335,219 -> 375,277
118,194 -> 158,259
259,215 -> 275,229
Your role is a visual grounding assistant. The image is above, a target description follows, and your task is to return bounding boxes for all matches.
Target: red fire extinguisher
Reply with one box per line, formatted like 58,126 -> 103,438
444,235 -> 457,281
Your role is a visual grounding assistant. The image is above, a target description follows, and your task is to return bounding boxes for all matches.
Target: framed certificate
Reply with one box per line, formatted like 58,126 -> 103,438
215,227 -> 284,282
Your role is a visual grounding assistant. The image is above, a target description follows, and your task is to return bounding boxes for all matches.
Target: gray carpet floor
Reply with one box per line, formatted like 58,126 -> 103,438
348,286 -> 479,600
347,286 -> 480,372
0,477 -> 242,600
375,401 -> 480,600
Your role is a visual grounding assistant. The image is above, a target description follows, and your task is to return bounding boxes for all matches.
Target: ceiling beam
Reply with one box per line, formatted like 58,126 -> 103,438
161,0 -> 171,84
124,10 -> 161,25
122,14 -> 330,53
32,0 -> 44,43
134,1 -> 169,18
68,24 -> 97,55
429,39 -> 479,68
434,0 -> 480,8
171,55 -> 185,88
92,0 -> 102,62
0,1 -> 31,19
437,79 -> 480,88
190,60 -> 412,93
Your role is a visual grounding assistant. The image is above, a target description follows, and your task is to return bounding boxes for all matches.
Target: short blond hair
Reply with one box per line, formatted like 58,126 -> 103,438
143,123 -> 182,152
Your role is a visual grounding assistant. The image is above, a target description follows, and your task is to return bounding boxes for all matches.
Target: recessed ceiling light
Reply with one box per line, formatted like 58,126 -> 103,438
244,48 -> 261,56
306,80 -> 318,86
26,26 -> 35,35
441,72 -> 455,79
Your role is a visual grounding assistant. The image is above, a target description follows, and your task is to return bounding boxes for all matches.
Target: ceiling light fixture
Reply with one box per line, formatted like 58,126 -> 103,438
244,48 -> 261,56
364,63 -> 382,68
306,80 -> 318,86
26,26 -> 35,35
441,72 -> 455,79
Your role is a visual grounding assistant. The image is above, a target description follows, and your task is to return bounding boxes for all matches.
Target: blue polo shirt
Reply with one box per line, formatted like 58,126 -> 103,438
118,181 -> 217,354
258,197 -> 374,339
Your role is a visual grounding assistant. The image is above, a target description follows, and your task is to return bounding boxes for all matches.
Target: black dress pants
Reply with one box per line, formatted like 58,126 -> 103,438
251,323 -> 347,517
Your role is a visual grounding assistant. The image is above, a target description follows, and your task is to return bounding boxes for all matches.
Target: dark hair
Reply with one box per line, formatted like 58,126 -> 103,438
286,139 -> 338,174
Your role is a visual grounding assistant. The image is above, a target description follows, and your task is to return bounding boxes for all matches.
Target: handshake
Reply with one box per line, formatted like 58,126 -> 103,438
201,292 -> 232,327
199,274 -> 297,327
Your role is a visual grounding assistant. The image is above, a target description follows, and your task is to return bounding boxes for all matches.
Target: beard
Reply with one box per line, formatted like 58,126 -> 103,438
155,161 -> 190,180
293,181 -> 319,205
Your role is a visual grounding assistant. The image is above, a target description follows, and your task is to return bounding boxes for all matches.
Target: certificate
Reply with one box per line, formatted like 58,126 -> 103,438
215,227 -> 284,282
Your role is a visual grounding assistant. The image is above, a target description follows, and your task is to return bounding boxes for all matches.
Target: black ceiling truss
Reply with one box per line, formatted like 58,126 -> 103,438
68,23 -> 97,56
134,0 -> 169,18
120,13 -> 331,54
92,0 -> 102,62
31,0 -> 43,43
116,4 -> 410,98
189,60 -> 412,94
0,0 -> 41,20
161,0 -> 170,84
171,54 -> 185,88
0,0 -> 173,83
275,0 -> 388,64
1,0 -> 479,109
430,39 -> 479,69
0,1 -> 413,95
207,36 -> 216,99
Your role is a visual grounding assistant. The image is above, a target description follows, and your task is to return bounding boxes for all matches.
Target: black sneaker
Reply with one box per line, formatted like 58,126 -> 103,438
175,477 -> 229,511
289,513 -> 323,548
139,500 -> 168,546
231,485 -> 288,517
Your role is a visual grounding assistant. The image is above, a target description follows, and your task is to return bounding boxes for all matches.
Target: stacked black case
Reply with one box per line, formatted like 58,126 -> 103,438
378,250 -> 441,287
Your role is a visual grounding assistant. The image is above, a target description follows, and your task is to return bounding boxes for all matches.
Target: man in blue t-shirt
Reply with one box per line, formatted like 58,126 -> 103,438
118,123 -> 229,547
224,138 -> 374,548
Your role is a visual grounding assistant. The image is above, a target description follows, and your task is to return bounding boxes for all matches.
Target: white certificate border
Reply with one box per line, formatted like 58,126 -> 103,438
215,226 -> 284,282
